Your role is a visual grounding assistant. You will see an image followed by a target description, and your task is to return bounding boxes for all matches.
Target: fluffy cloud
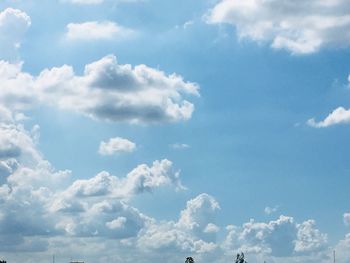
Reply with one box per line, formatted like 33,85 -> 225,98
0,55 -> 198,124
0,8 -> 31,60
307,107 -> 350,128
223,215 -> 327,257
66,21 -> 133,41
0,108 -> 333,263
99,137 -> 136,155
0,106 -> 189,252
334,233 -> 350,263
0,61 -> 35,110
295,220 -> 328,254
177,193 -> 220,234
138,193 -> 220,255
53,159 -> 184,203
0,111 -> 71,251
204,223 -> 220,234
207,0 -> 350,54
37,55 -> 199,123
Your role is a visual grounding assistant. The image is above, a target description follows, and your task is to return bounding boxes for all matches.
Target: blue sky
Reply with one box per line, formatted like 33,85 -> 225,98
1,0 -> 350,263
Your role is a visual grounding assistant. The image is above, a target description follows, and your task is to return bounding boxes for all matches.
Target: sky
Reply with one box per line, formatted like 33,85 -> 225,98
0,0 -> 350,262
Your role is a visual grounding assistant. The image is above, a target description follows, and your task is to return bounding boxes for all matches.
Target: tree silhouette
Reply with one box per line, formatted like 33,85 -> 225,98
235,252 -> 247,263
185,257 -> 194,263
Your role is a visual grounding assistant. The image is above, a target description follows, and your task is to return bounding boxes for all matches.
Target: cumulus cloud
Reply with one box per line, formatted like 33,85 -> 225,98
37,54 -> 199,123
0,61 -> 36,110
0,55 -> 199,124
177,193 -> 220,233
204,223 -> 220,234
207,0 -> 350,54
223,215 -> 327,257
53,159 -> 184,204
66,21 -> 133,41
335,233 -> 350,263
295,220 -> 328,254
0,8 -> 31,60
0,105 -> 190,252
138,193 -> 220,255
99,137 -> 136,155
0,110 -> 71,251
307,107 -> 350,128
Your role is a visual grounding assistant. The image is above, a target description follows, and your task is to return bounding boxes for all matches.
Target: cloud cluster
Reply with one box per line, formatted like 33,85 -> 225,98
0,8 -> 31,60
0,54 -> 199,124
138,193 -> 220,255
207,0 -> 350,54
98,137 -> 136,155
0,106 -> 334,262
0,108 -> 187,252
223,216 -> 327,257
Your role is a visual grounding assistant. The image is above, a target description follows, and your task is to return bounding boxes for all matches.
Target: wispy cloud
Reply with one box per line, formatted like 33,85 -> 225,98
66,21 -> 133,41
170,143 -> 190,150
264,205 -> 279,215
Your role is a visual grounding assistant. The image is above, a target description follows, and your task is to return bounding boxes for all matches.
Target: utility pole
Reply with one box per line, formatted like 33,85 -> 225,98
53,254 -> 55,263
333,250 -> 336,263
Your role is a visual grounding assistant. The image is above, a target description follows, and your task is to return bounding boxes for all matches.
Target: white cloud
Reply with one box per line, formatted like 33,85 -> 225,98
138,193 -> 220,255
334,233 -> 350,263
170,143 -> 190,150
64,0 -> 104,4
106,216 -> 127,230
264,206 -> 279,215
177,193 -> 220,233
307,107 -> 350,128
204,223 -> 220,233
0,55 -> 199,124
183,20 -> 194,29
61,0 -> 141,5
99,137 -> 136,155
207,0 -> 350,54
223,215 -> 327,257
0,110 -> 188,251
295,220 -> 328,254
344,213 -> 350,226
66,21 -> 133,41
0,8 -> 31,60
53,159 -> 184,205
0,111 -> 334,263
0,61 -> 36,110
